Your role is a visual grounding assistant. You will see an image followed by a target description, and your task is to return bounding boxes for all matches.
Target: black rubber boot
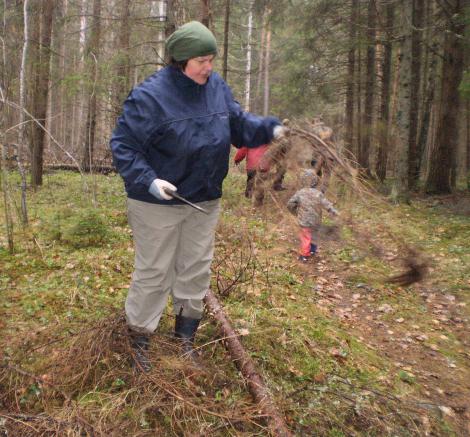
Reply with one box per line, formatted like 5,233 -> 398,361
128,329 -> 151,373
174,315 -> 201,358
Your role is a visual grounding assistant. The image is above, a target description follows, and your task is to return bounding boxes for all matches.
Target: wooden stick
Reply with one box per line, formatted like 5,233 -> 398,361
204,289 -> 293,437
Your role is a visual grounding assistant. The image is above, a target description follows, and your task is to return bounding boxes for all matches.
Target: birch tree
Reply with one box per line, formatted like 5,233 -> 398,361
244,0 -> 254,111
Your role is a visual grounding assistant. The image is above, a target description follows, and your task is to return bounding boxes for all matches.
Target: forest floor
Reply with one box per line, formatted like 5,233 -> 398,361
0,169 -> 469,436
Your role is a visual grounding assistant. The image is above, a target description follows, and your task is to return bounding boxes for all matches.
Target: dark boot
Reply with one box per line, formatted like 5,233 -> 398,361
174,315 -> 201,358
128,329 -> 151,373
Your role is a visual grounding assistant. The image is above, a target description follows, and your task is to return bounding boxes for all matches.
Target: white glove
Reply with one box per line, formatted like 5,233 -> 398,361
273,125 -> 289,139
148,178 -> 177,200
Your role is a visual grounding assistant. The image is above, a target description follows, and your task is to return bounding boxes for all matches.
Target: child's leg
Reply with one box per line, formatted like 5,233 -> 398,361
310,228 -> 317,254
299,227 -> 312,257
245,170 -> 256,198
253,170 -> 268,207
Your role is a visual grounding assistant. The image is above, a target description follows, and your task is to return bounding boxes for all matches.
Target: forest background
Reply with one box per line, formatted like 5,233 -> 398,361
1,0 -> 470,197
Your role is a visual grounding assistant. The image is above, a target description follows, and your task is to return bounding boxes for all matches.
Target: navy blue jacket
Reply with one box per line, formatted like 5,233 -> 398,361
110,66 -> 280,204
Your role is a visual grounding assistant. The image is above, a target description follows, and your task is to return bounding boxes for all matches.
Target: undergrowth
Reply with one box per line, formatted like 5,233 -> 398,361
0,170 -> 468,436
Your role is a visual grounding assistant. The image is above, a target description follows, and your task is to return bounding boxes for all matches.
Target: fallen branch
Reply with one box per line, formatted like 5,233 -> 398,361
204,289 -> 293,437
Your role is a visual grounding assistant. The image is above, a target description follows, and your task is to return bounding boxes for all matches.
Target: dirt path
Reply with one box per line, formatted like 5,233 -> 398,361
297,253 -> 470,436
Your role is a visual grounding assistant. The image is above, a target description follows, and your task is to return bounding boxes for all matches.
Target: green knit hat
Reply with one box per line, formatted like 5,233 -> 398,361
166,21 -> 218,62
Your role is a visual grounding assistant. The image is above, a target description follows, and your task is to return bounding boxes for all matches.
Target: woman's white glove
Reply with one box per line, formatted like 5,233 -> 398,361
273,125 -> 289,139
148,178 -> 177,200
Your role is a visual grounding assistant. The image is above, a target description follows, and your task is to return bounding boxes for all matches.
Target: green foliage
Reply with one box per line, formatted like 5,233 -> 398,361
62,208 -> 109,248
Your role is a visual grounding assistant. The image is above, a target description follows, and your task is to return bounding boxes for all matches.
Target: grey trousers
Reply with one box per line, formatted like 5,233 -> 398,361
125,198 -> 221,334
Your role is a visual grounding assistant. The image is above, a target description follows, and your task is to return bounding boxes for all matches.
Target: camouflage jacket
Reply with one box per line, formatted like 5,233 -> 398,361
287,187 -> 338,228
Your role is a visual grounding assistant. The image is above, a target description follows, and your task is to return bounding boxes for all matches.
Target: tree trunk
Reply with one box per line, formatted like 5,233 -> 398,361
244,0 -> 254,111
18,0 -> 29,150
30,0 -> 55,188
222,0 -> 230,81
376,0 -> 394,181
254,6 -> 267,114
356,41 -> 362,160
391,0 -> 412,202
467,99 -> 470,188
114,0 -> 131,114
360,0 -> 376,172
82,0 -> 101,171
345,0 -> 358,153
263,10 -> 271,116
415,0 -> 435,183
204,290 -> 293,437
425,0 -> 468,194
408,0 -> 424,188
416,44 -> 437,182
200,0 -> 210,28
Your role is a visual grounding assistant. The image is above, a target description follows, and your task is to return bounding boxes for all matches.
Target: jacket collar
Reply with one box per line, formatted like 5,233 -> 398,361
170,65 -> 211,89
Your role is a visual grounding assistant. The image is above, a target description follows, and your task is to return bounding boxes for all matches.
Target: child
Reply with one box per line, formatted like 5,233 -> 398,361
287,169 -> 338,262
234,144 -> 270,204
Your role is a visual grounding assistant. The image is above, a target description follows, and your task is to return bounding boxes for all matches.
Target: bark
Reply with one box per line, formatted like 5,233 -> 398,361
74,0 -> 88,151
391,0 -> 412,202
360,0 -> 377,172
467,100 -> 470,187
200,0 -> 210,28
222,0 -> 230,81
356,41 -> 362,160
345,0 -> 358,153
114,0 -> 131,113
204,290 -> 292,437
408,0 -> 424,188
415,0 -> 434,182
416,44 -> 437,182
18,0 -> 29,149
150,1 -> 166,68
425,0 -> 468,193
376,0 -> 394,181
0,145 -> 14,252
82,0 -> 102,171
263,11 -> 271,116
57,0 -> 68,148
254,6 -> 267,114
244,0 -> 254,111
30,0 -> 55,188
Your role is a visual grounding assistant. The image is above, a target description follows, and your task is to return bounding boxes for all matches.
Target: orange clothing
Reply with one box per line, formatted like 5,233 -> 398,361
234,145 -> 270,171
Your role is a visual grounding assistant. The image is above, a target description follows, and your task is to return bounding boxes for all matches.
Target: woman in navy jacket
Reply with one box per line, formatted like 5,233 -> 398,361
110,21 -> 286,371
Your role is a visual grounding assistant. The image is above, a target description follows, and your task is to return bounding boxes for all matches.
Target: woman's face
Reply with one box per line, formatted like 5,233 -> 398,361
184,55 -> 215,85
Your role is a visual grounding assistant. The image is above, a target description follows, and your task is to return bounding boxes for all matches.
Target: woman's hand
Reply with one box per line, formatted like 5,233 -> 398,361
149,179 -> 177,200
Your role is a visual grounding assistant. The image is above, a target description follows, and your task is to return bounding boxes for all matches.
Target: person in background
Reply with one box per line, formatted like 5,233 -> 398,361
110,21 -> 288,372
267,119 -> 291,191
287,169 -> 338,262
233,144 -> 269,204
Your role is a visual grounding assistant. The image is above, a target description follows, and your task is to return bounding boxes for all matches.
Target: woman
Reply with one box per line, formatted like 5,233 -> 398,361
110,21 -> 287,371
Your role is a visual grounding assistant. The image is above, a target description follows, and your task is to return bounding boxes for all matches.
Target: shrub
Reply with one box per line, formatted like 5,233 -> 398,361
63,209 -> 109,248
